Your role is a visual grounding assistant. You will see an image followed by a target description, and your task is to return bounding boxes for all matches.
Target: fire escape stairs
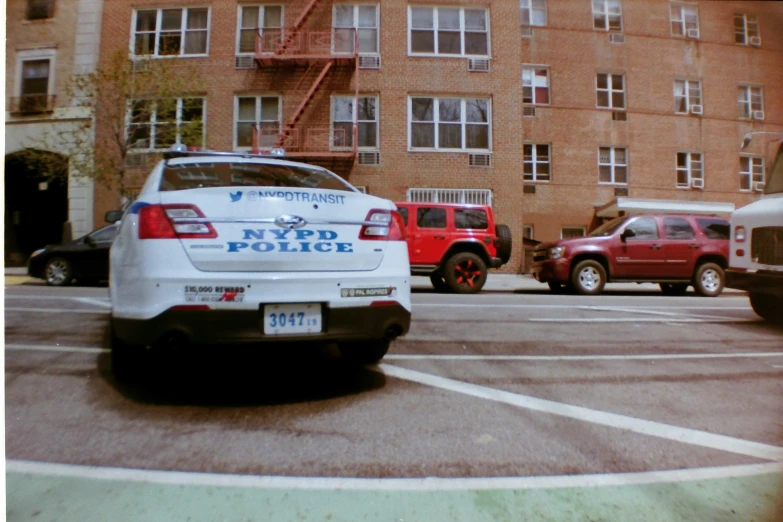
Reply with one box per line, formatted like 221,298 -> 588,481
274,61 -> 334,148
275,0 -> 322,55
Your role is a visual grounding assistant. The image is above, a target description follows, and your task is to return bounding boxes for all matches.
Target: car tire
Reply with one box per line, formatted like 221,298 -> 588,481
44,257 -> 73,286
444,252 -> 488,294
749,293 -> 783,324
429,271 -> 451,293
571,259 -> 606,295
339,339 -> 391,364
110,323 -> 145,382
693,263 -> 724,297
660,283 -> 689,296
495,224 -> 513,265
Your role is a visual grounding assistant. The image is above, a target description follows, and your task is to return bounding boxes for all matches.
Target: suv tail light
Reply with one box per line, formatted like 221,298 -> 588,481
734,226 -> 746,243
359,209 -> 406,241
139,204 -> 217,239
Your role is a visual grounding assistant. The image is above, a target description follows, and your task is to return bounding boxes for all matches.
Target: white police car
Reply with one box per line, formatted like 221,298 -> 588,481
109,148 -> 411,377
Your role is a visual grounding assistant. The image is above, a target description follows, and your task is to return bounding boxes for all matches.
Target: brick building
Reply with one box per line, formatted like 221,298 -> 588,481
94,0 -> 783,272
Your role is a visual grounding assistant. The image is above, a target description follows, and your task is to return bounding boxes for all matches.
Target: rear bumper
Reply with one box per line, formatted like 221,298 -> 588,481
113,303 -> 411,347
530,259 -> 570,283
726,269 -> 783,297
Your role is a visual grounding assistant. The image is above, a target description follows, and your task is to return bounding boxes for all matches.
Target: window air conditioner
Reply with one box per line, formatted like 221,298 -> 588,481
358,55 -> 381,69
609,33 -> 625,44
753,181 -> 765,192
357,151 -> 380,166
749,36 -> 761,47
686,28 -> 700,39
469,153 -> 491,167
234,56 -> 256,69
468,58 -> 490,73
523,106 -> 536,117
752,110 -> 765,121
521,26 -> 533,37
690,178 -> 704,189
689,104 -> 703,115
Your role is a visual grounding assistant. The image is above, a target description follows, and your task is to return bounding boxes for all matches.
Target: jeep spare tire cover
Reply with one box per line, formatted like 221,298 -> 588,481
495,224 -> 512,264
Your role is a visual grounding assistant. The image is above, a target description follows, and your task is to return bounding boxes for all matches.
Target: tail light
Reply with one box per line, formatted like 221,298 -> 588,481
359,209 -> 407,241
734,226 -> 746,243
139,204 -> 217,239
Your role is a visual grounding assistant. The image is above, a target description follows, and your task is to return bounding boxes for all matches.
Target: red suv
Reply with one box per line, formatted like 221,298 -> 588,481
530,214 -> 730,296
395,202 -> 512,293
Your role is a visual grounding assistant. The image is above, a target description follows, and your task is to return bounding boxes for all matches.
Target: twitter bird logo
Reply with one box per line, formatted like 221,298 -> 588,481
230,191 -> 243,202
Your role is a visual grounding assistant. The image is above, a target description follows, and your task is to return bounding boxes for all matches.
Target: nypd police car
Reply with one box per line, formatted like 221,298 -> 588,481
108,148 -> 411,377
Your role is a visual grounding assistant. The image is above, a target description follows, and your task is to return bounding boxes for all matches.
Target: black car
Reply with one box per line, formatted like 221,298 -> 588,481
27,223 -> 119,286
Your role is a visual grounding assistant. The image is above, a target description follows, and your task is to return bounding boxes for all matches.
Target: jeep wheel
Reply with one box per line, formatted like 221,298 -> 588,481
749,293 -> 783,324
660,283 -> 689,296
693,263 -> 724,297
444,252 -> 487,294
571,260 -> 606,295
429,271 -> 451,292
495,224 -> 513,265
339,339 -> 391,364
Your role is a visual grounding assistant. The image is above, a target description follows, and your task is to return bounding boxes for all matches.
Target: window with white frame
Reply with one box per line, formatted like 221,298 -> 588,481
596,73 -> 625,109
332,96 -> 378,150
409,7 -> 489,57
520,0 -> 546,26
561,226 -> 586,239
592,0 -> 622,31
737,85 -> 763,119
674,79 -> 701,113
523,144 -> 551,182
598,147 -> 628,184
670,3 -> 698,37
409,97 -> 490,151
128,98 -> 204,150
676,152 -> 703,188
522,67 -> 550,105
26,0 -> 55,20
235,96 -> 280,150
133,8 -> 209,57
237,5 -> 282,54
734,13 -> 760,45
739,156 -> 764,191
334,5 -> 378,54
15,49 -> 56,113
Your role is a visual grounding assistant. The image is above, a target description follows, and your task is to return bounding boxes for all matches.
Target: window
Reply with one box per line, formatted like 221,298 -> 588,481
663,217 -> 695,240
398,207 -> 409,226
737,85 -> 763,119
523,144 -> 551,182
237,5 -> 282,54
625,217 -> 659,240
523,225 -> 534,239
417,208 -> 447,228
520,0 -> 546,26
409,97 -> 490,151
21,59 -> 51,98
598,147 -> 628,184
696,218 -> 730,240
235,96 -> 280,150
132,8 -> 209,57
128,98 -> 204,150
409,7 -> 489,57
670,3 -> 698,37
596,73 -> 625,109
26,0 -> 55,20
522,67 -> 550,105
561,227 -> 586,239
334,5 -> 378,54
676,152 -> 703,188
332,96 -> 378,150
734,13 -> 759,45
89,225 -> 120,243
674,79 -> 701,113
739,156 -> 764,191
455,209 -> 488,230
593,0 -> 622,31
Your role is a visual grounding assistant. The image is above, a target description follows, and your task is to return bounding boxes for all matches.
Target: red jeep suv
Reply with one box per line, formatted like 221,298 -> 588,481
395,202 -> 512,293
530,214 -> 730,296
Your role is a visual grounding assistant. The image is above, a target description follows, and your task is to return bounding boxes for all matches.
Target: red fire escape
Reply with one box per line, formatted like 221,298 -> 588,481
252,0 -> 359,169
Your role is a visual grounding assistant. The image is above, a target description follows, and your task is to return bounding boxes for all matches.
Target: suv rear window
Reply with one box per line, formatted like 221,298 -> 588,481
696,218 -> 730,240
455,209 -> 488,230
663,217 -> 695,240
160,161 -> 354,192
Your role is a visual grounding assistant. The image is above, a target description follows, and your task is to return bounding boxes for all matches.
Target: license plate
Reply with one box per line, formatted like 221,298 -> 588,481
263,303 -> 322,335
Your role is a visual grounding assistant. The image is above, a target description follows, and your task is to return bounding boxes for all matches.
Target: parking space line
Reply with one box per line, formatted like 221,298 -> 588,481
72,297 -> 112,308
578,306 -> 739,321
386,352 -> 783,361
530,317 -> 754,323
414,304 -> 750,310
376,364 -> 783,462
4,307 -> 110,314
5,344 -> 108,354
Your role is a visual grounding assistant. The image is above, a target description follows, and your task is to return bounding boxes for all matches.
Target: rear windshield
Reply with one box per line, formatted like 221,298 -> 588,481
696,218 -> 730,240
160,161 -> 354,192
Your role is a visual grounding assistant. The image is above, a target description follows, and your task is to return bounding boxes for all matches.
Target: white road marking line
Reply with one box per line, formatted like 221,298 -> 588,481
386,352 -> 783,361
4,307 -> 110,314
72,297 -> 112,308
376,364 -> 783,462
5,344 -> 108,354
530,317 -> 754,323
578,305 -> 736,320
414,304 -> 751,310
4,295 -> 110,301
7,459 -> 782,491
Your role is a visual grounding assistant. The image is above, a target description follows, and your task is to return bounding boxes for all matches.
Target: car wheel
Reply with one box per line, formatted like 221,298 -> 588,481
429,271 -> 451,293
749,293 -> 783,324
444,252 -> 488,294
110,323 -> 145,382
45,257 -> 73,286
339,339 -> 391,364
693,263 -> 724,297
571,259 -> 606,295
495,224 -> 513,265
660,283 -> 689,296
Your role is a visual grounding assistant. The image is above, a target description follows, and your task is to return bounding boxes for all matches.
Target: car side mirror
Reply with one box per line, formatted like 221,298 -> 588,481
105,210 -> 123,224
620,228 -> 636,242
